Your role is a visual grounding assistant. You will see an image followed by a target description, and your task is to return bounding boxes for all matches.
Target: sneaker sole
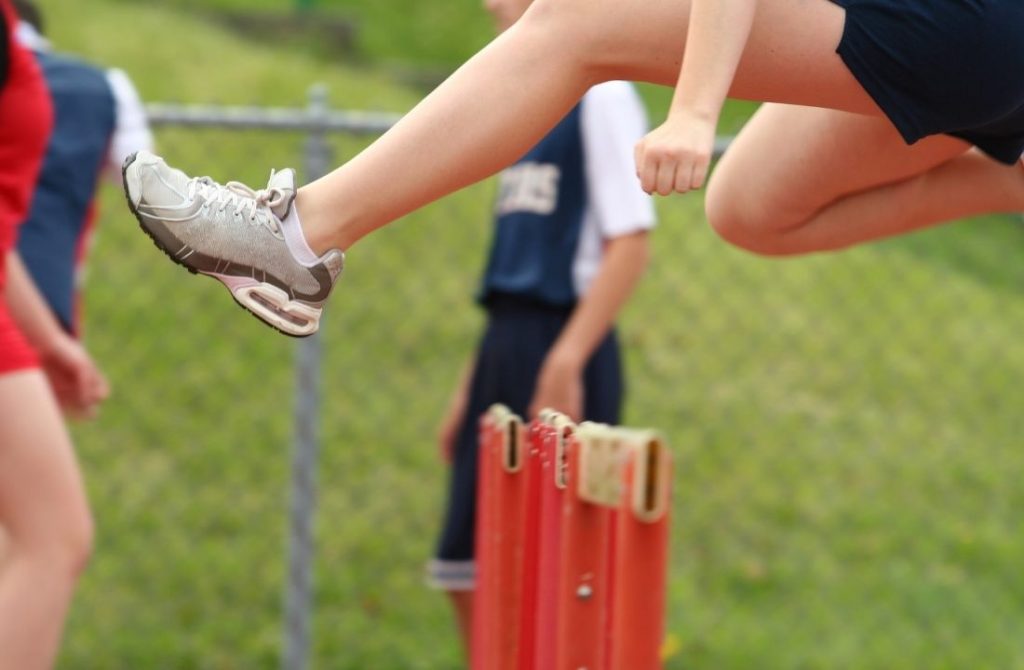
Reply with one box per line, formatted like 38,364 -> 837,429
121,152 -> 325,338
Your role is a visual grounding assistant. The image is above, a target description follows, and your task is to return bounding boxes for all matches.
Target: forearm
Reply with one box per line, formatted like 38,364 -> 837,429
547,232 -> 650,370
4,251 -> 66,355
671,0 -> 756,121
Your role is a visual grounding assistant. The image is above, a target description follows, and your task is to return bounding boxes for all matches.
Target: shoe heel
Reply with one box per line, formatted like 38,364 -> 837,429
232,282 -> 322,337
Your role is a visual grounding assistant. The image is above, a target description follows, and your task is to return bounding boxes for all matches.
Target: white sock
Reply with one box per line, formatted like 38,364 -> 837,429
280,202 -> 320,265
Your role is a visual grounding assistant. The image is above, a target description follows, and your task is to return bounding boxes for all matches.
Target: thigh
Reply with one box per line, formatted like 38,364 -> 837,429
706,103 -> 971,228
0,370 -> 90,543
538,0 -> 880,115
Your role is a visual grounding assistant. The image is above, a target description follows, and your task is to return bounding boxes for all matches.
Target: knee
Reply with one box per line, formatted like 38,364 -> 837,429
48,511 -> 95,581
517,0 -> 568,38
5,509 -> 95,581
61,512 -> 95,580
518,0 -> 603,68
524,0 -> 583,26
705,178 -> 798,257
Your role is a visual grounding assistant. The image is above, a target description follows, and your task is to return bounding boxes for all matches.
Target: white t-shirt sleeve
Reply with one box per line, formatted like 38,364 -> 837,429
579,81 -> 656,239
105,68 -> 154,181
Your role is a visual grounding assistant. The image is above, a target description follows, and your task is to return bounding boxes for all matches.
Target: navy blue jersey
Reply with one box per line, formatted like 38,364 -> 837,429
480,105 -> 586,307
14,20 -> 152,334
478,82 -> 655,308
17,50 -> 115,332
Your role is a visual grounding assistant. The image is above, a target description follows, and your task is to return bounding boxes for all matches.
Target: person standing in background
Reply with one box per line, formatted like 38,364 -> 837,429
0,0 -> 108,667
14,0 -> 154,338
425,0 -> 656,656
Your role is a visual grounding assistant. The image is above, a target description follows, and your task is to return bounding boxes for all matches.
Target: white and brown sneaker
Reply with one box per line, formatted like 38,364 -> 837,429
122,150 -> 344,337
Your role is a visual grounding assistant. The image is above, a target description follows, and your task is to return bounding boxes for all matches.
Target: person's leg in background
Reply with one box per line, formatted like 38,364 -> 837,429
0,4 -> 93,665
429,303 -> 557,658
0,369 -> 94,670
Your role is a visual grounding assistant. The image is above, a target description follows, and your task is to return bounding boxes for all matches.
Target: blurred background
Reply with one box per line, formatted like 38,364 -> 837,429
35,0 -> 1024,667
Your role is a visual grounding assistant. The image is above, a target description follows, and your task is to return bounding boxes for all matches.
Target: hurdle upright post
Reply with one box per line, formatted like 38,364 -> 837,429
532,413 -> 574,670
555,423 -> 620,670
472,406 -> 528,670
471,406 -> 504,669
608,431 -> 672,670
516,414 -> 552,670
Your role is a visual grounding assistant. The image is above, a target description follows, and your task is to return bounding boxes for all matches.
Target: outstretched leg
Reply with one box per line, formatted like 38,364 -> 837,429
298,0 -> 877,252
0,371 -> 94,670
705,104 -> 1023,256
126,0 -> 961,336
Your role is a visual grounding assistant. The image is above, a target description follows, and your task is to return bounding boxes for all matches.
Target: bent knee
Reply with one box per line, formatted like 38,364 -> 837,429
705,178 -> 803,257
526,0 -> 594,25
519,0 -> 585,38
519,0 -> 616,77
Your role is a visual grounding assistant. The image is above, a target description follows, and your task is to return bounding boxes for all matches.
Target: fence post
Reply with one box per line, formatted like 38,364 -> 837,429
283,83 -> 333,670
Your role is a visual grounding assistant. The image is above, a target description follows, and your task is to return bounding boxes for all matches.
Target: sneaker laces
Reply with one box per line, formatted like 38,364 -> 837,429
189,175 -> 285,234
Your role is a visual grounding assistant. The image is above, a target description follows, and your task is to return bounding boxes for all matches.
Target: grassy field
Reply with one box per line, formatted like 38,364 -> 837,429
30,0 -> 1024,668
119,0 -> 494,70
109,0 -> 759,127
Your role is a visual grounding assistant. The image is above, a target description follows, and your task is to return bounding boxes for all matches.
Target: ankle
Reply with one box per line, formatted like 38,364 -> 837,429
295,189 -> 354,254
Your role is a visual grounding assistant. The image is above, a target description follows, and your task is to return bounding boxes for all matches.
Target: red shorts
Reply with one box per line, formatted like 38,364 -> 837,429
0,294 -> 37,375
0,0 -> 54,374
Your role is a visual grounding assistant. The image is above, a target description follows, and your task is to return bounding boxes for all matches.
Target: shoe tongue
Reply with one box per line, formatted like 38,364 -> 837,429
267,168 -> 297,219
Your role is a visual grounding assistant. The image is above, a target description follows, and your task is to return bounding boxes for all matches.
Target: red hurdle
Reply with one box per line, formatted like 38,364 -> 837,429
531,414 -> 573,670
608,430 -> 672,670
472,406 -> 528,670
472,406 -> 673,670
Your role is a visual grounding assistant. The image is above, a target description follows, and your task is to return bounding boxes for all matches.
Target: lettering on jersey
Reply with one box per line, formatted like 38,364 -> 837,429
495,162 -> 561,216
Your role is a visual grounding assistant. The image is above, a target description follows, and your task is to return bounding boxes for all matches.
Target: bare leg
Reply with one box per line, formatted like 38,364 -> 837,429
0,370 -> 93,670
705,104 -> 1024,255
297,0 -> 874,252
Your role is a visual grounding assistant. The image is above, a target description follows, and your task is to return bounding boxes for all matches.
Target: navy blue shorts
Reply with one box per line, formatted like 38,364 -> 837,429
832,0 -> 1024,164
427,295 -> 623,590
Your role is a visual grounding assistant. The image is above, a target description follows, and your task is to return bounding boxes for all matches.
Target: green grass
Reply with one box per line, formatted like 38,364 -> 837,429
119,0 -> 494,73
109,0 -> 749,123
28,0 -> 1024,668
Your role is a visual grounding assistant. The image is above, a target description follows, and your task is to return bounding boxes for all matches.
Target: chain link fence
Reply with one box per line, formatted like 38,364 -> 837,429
63,87 -> 1024,669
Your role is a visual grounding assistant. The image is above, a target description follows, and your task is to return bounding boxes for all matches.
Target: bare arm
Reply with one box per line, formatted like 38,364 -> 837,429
437,358 -> 474,462
672,0 -> 756,123
636,0 -> 756,195
5,251 -> 110,417
5,251 -> 67,353
528,231 -> 650,420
